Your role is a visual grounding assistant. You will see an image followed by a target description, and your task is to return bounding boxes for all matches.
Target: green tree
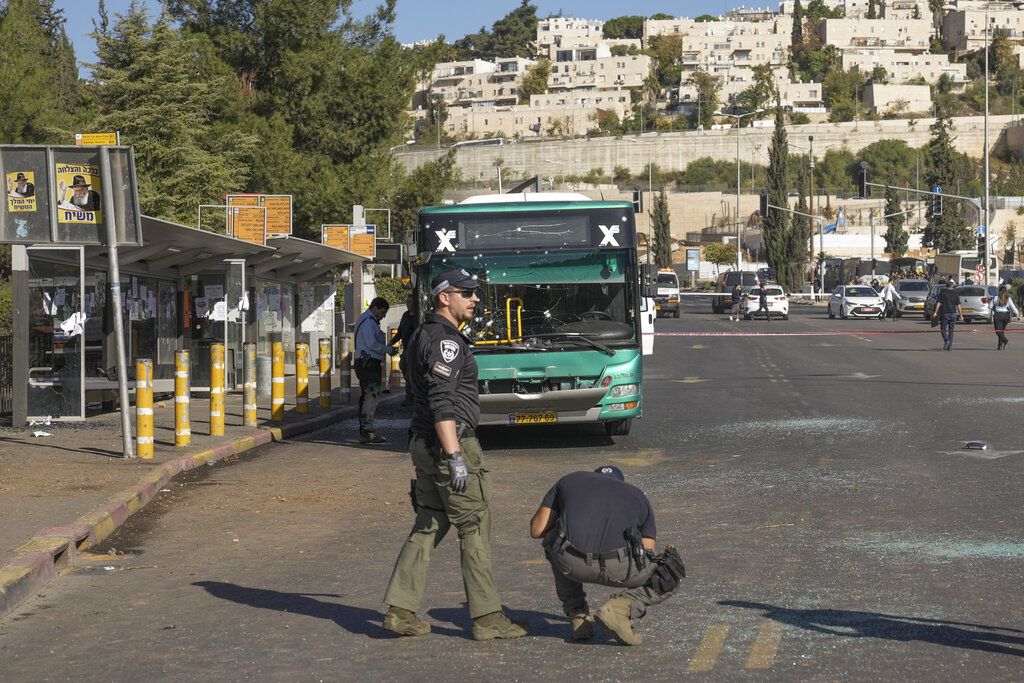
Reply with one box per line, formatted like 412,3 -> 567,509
450,1 -> 537,59
0,0 -> 85,143
703,242 -> 737,268
687,71 -> 721,130
647,34 -> 683,88
651,188 -> 672,268
602,15 -> 643,39
519,58 -> 550,102
764,104 -> 798,290
859,139 -> 917,189
388,151 -> 459,244
806,0 -> 844,20
867,0 -> 877,19
91,6 -> 257,225
883,185 -> 909,257
734,63 -> 778,118
791,0 -> 804,49
922,108 -> 974,251
815,147 -> 856,192
695,14 -> 716,22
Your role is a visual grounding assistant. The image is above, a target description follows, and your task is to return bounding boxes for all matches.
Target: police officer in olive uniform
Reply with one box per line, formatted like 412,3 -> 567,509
383,269 -> 528,641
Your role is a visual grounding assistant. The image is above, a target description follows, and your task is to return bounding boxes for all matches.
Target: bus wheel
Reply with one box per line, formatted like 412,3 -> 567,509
605,419 -> 632,437
673,309 -> 680,319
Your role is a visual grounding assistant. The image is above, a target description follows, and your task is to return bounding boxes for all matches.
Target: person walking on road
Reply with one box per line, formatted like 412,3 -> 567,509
389,293 -> 417,406
879,279 -> 902,321
754,282 -> 771,321
530,465 -> 685,645
932,278 -> 963,351
354,297 -> 394,443
988,284 -> 1021,350
728,282 -> 743,321
383,269 -> 528,641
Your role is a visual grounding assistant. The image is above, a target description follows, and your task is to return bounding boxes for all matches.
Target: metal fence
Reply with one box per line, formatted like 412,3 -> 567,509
0,335 -> 11,416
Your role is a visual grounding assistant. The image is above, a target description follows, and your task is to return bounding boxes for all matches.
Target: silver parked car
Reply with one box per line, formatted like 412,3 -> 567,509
827,285 -> 886,319
894,279 -> 931,317
957,285 -> 999,323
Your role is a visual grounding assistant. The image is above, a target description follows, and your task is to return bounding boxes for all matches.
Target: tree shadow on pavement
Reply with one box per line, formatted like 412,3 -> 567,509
192,581 -> 466,638
720,600 -> 1024,656
427,603 -> 571,641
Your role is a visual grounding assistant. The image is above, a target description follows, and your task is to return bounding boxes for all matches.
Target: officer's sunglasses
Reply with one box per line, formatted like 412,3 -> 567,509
445,288 -> 477,299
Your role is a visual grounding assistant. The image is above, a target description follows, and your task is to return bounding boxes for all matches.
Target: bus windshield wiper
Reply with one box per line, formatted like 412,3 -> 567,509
523,332 -> 616,356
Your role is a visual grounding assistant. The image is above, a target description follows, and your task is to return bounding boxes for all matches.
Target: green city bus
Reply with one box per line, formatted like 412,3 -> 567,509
414,193 -> 652,436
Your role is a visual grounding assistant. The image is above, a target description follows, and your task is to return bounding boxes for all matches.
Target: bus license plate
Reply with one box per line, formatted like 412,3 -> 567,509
962,307 -> 974,313
509,412 -> 557,425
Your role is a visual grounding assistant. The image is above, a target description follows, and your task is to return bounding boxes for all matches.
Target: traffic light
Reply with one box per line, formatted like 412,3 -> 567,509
759,191 -> 768,217
632,187 -> 644,214
858,163 -> 868,199
932,194 -> 943,216
978,233 -> 987,259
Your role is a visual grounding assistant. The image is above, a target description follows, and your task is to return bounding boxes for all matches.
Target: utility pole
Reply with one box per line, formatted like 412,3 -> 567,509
870,209 -> 877,276
984,7 -> 991,285
810,135 -> 823,293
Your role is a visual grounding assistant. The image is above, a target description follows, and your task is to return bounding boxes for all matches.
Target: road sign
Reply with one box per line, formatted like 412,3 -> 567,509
75,132 -> 119,146
977,225 -> 986,237
350,225 -> 376,259
230,206 -> 267,245
227,193 -> 292,237
322,224 -> 351,250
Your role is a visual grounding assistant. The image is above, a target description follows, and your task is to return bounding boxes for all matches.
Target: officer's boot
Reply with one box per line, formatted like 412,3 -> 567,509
568,607 -> 594,641
595,596 -> 642,646
472,610 -> 529,641
383,605 -> 430,637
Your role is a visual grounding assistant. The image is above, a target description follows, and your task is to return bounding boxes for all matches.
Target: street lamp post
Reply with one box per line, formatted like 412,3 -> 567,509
716,109 -> 764,270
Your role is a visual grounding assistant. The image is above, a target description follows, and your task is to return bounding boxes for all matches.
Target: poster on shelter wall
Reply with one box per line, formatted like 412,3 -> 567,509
54,162 -> 103,224
6,171 -> 37,212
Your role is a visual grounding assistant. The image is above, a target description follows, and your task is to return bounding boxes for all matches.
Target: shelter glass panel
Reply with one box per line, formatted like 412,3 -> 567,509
27,249 -> 83,419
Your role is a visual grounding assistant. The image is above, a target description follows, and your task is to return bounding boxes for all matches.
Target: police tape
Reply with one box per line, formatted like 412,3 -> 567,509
654,329 -> 1020,337
674,291 -> 831,299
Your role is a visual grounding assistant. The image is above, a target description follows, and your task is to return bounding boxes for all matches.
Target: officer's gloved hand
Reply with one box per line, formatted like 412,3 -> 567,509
446,453 -> 469,492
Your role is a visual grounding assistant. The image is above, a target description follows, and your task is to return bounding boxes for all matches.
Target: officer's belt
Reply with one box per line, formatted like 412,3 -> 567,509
413,424 -> 476,441
551,527 -> 627,564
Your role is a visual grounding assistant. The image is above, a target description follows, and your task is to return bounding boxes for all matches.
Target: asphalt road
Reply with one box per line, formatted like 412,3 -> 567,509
2,301 -> 1023,681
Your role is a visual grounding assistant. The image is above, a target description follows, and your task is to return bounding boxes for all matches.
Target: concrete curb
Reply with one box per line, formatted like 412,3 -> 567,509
0,396 -> 396,621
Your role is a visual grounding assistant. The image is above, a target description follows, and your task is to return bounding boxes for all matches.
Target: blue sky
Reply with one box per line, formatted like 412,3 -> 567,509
57,0 -> 730,67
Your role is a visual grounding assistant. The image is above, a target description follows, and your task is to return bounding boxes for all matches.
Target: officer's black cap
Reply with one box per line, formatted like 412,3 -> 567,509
431,268 -> 479,296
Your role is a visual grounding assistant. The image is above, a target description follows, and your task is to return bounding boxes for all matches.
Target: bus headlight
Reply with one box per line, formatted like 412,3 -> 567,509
609,384 -> 638,397
607,401 -> 639,412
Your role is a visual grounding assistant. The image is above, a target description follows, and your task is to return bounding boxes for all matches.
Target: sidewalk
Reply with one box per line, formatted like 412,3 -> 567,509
0,376 -> 403,619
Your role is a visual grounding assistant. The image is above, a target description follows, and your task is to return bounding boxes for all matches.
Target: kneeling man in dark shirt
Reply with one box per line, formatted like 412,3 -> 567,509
530,465 -> 685,645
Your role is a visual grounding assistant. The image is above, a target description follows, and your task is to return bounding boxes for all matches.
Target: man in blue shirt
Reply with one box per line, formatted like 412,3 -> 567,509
530,466 -> 685,645
354,296 -> 393,443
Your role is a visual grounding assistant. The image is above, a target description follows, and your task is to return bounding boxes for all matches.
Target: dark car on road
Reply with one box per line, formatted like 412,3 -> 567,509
712,270 -> 760,313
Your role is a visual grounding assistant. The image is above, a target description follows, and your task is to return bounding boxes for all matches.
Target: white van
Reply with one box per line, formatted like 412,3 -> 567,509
655,269 -> 680,318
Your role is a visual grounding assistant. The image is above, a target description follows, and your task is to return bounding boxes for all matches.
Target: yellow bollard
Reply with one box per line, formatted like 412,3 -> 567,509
135,358 -> 154,460
389,349 -> 403,390
339,334 -> 352,403
271,341 -> 285,421
210,343 -> 225,436
175,350 -> 191,447
295,342 -> 309,414
318,337 -> 332,408
243,342 -> 257,427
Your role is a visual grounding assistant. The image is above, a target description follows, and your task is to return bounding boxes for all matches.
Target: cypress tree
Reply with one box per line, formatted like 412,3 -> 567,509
922,108 -> 973,252
883,185 -> 909,257
792,0 -> 804,51
763,103 -> 795,289
651,189 -> 673,268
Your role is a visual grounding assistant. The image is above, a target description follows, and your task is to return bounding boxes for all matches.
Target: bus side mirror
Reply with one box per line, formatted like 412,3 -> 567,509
641,264 -> 658,298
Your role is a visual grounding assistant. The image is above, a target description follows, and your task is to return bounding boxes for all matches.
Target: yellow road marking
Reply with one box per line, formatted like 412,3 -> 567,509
690,343 -> 707,349
674,377 -> 707,384
746,620 -> 784,669
689,624 -> 730,672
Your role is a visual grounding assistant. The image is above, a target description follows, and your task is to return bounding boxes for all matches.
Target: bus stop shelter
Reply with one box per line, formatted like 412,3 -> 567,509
11,216 -> 366,424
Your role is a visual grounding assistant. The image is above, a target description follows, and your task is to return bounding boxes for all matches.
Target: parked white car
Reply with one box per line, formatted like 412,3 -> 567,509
827,285 -> 885,319
740,285 -> 790,320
